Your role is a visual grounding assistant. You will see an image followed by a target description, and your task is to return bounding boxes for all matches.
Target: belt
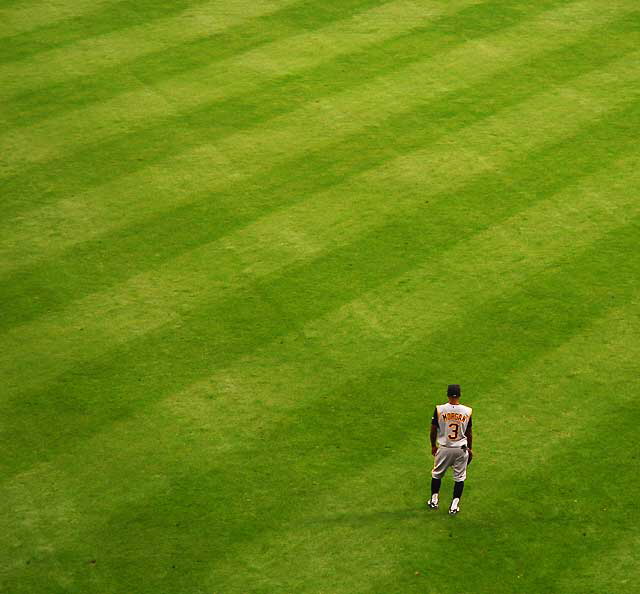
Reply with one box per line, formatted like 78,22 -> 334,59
441,444 -> 468,449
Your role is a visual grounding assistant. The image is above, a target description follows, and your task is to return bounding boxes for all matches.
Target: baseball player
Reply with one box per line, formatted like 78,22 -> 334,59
427,384 -> 473,515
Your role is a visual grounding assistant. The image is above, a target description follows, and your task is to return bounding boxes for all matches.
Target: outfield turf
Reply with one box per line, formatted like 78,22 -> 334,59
1,0 -> 639,592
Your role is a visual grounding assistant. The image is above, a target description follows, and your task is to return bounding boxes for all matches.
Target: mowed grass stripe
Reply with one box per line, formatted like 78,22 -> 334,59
2,5 -> 636,593
6,128 -> 635,464
2,148 -> 639,479
0,37 -> 640,331
3,105 -> 639,468
10,300 -> 640,583
0,0 -> 283,64
1,56 -> 638,403
0,0 -> 577,222
4,210 -> 639,500
2,25 -> 638,333
0,0 -> 118,38
360,351 -> 639,594
1,0 -> 503,132
158,208 -> 640,467
0,0 -> 626,181
0,0 -> 481,176
2,5 -> 530,234
4,236 -> 637,592
0,0 -> 464,104
158,242 -> 639,590
1,3 -> 632,271
25,0 -> 634,136
0,0 -> 311,98
208,301 -> 640,593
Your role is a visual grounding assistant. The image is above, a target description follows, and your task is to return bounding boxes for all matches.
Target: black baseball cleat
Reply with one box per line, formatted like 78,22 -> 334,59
448,506 -> 460,515
426,498 -> 439,510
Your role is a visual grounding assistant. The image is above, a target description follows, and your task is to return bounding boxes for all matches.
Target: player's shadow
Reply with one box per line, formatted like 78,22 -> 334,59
306,506 -> 425,527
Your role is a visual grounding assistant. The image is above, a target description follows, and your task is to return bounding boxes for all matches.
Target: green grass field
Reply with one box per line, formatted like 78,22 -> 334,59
1,0 -> 639,592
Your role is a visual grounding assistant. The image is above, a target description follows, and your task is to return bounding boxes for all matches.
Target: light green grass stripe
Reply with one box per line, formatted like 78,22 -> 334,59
0,0 -> 476,176
0,0 -> 624,178
0,0 -> 117,38
1,3 -> 631,272
0,0 -> 256,65
1,57 -> 638,397
0,0 -> 407,132
160,151 -> 640,434
0,0 -> 473,104
346,312 -> 640,594
5,98 -> 636,479
0,0 -> 300,97
352,285 -> 637,594
2,244 -> 638,590
207,299 -> 640,593
4,35 -> 637,333
209,288 -> 640,591
2,156 -> 639,469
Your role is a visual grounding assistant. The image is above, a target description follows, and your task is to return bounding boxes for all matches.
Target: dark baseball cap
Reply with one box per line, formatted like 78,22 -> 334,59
447,384 -> 461,397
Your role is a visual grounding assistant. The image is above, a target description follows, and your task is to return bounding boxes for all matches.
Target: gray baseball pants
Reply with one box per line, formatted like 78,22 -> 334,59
431,446 -> 469,481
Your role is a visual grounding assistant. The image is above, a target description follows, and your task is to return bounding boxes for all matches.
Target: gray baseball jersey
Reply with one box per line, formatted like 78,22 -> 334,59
432,402 -> 472,448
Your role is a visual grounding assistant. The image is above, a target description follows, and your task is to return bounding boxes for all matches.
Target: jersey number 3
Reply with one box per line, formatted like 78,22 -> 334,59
447,423 -> 459,440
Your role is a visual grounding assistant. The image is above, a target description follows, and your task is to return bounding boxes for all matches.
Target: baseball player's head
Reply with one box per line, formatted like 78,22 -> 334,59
447,384 -> 461,402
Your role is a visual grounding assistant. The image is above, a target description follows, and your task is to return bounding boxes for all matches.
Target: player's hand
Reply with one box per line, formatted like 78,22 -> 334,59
431,445 -> 438,457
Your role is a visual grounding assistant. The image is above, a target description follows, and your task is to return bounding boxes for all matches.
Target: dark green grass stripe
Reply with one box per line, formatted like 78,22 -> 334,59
0,0 -> 401,112
0,0 -> 568,215
1,0 -> 563,126
5,6 -> 636,268
5,52 -> 640,405
98,225 -> 640,583
0,0 -> 102,10
6,224 -> 638,592
2,34 -> 638,332
364,427 -> 638,594
0,0 -> 388,66
366,369 -> 640,594
0,1 -> 192,59
225,388 -> 639,593
1,121 -> 638,479
0,0 -> 516,129
0,0 -> 204,60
